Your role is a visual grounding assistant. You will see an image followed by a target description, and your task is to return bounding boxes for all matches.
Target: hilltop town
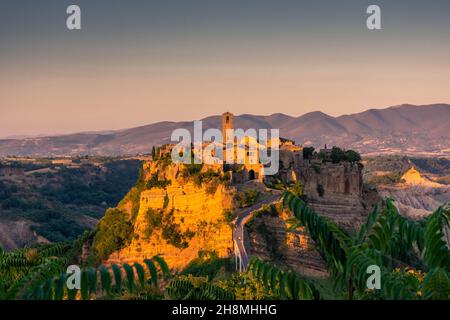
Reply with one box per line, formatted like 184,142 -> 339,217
83,112 -> 378,277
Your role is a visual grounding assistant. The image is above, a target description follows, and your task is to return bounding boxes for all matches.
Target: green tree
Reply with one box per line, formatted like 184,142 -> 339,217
345,150 -> 361,162
303,147 -> 315,159
330,146 -> 346,163
92,208 -> 133,262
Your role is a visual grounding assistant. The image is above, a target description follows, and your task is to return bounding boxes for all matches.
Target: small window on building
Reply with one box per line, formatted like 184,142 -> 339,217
226,116 -> 229,123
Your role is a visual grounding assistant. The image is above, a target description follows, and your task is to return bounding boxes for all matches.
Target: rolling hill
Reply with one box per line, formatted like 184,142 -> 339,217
0,104 -> 449,157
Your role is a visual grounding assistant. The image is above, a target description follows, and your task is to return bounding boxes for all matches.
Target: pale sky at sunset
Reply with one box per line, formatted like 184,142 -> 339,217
1,0 -> 449,138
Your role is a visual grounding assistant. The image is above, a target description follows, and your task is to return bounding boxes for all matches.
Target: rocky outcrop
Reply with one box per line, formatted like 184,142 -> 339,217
246,205 -> 328,278
274,151 -> 374,230
246,156 -> 371,277
106,161 -> 235,270
297,161 -> 371,230
401,167 -> 443,188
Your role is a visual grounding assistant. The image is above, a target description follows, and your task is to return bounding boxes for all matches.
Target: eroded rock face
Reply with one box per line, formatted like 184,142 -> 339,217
297,161 -> 373,230
247,206 -> 328,278
378,184 -> 449,219
274,151 -> 374,230
300,162 -> 362,197
107,161 -> 234,270
247,160 -> 372,277
284,155 -> 378,230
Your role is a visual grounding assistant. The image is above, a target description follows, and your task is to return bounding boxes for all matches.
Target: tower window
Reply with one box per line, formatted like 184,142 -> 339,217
226,116 -> 229,123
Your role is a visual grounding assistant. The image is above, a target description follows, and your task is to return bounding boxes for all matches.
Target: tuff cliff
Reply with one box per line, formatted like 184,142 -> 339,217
247,155 -> 372,278
298,161 -> 370,230
103,160 -> 235,270
276,150 -> 376,230
246,204 -> 329,278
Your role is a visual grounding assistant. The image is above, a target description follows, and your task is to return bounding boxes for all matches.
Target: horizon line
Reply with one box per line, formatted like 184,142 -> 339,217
1,102 -> 448,140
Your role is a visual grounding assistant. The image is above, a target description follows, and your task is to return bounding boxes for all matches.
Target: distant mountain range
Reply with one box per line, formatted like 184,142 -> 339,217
0,104 -> 449,157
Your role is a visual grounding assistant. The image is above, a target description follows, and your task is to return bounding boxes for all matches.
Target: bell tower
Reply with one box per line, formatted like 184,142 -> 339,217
222,112 -> 233,147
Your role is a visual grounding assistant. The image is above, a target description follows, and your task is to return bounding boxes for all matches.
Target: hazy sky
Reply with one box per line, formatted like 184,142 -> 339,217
1,0 -> 450,137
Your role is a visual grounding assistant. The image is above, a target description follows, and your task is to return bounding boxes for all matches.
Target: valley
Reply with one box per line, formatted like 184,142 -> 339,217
0,157 -> 141,249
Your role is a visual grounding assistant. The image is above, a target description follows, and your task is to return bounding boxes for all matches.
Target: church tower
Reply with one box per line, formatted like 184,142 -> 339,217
222,112 -> 233,147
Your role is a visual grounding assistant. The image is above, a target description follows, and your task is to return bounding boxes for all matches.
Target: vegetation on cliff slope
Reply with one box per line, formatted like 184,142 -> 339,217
92,208 -> 133,262
144,208 -> 194,249
303,146 -> 361,163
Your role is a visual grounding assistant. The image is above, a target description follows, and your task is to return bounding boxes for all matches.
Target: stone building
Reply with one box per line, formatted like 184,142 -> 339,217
221,112 -> 265,183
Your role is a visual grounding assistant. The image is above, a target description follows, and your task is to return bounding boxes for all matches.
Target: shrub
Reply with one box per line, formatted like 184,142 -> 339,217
93,208 -> 133,262
163,193 -> 170,208
181,251 -> 233,279
206,180 -> 220,195
143,208 -> 194,249
144,208 -> 164,238
303,147 -> 315,159
345,150 -> 361,162
223,210 -> 236,224
181,164 -> 203,178
162,224 -> 188,249
236,189 -> 261,208
161,210 -> 190,249
256,223 -> 283,261
146,173 -> 171,189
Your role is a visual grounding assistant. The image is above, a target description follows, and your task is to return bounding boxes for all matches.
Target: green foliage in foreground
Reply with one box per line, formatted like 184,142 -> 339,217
181,251 -> 233,280
247,259 -> 319,300
0,246 -> 169,300
282,191 -> 450,300
0,243 -> 70,300
167,275 -> 234,300
45,256 -> 169,300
